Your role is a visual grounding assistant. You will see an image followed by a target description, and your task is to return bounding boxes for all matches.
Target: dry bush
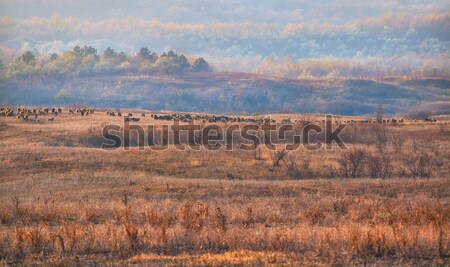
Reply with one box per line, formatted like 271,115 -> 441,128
272,146 -> 290,166
403,152 -> 434,178
391,132 -> 405,153
438,122 -> 449,133
338,149 -> 367,178
366,153 -> 394,179
285,155 -> 315,180
372,124 -> 388,152
178,202 -> 210,232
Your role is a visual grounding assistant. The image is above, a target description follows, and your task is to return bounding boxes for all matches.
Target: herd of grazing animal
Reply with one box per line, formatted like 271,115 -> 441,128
0,107 -> 62,122
0,107 -> 442,125
151,113 -> 268,123
0,107 -> 95,123
68,107 -> 95,116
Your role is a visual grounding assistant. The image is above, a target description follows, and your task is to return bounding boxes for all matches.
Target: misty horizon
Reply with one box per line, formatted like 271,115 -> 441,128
0,0 -> 449,75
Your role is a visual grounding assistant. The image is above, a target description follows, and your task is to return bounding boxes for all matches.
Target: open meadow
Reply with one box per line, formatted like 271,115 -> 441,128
0,109 -> 449,266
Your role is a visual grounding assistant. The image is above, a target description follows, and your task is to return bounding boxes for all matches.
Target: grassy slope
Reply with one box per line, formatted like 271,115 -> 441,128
1,73 -> 449,116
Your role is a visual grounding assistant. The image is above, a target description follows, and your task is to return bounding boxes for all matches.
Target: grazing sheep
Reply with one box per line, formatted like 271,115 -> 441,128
142,113 -> 145,117
128,113 -> 133,117
69,109 -> 74,114
48,117 -> 54,121
58,108 -> 62,113
117,112 -> 122,116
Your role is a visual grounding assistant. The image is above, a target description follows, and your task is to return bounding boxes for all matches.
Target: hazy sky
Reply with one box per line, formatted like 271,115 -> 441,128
1,0 -> 448,23
0,0 -> 449,71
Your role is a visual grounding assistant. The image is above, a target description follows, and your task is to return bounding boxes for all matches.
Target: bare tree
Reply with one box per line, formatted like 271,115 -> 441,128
376,104 -> 384,123
272,146 -> 290,166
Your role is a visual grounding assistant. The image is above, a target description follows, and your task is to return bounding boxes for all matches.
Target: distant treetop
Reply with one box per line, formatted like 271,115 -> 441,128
4,46 -> 212,78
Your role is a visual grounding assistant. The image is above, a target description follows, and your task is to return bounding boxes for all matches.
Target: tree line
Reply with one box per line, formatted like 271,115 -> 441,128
3,46 -> 212,78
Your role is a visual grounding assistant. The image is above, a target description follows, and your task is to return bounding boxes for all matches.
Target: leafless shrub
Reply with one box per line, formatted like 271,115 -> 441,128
13,227 -> 27,260
412,139 -> 439,155
286,157 -> 315,179
391,132 -> 405,153
324,165 -> 339,178
373,124 -> 388,152
403,152 -> 434,178
339,149 -> 367,178
284,154 -> 298,179
304,204 -> 327,225
214,207 -> 227,233
121,208 -> 143,255
376,104 -> 384,123
27,226 -> 46,255
366,153 -> 394,178
178,202 -> 209,232
241,207 -> 254,228
438,123 -> 449,133
62,224 -> 79,254
272,147 -> 290,166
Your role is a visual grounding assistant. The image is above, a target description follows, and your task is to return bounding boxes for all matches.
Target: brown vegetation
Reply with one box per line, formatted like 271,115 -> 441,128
0,110 -> 449,266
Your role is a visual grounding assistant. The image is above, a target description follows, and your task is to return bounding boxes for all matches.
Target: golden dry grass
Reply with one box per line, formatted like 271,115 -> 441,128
0,110 -> 449,266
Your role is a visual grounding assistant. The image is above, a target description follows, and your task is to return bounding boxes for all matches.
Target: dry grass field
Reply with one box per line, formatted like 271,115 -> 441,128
0,109 -> 449,266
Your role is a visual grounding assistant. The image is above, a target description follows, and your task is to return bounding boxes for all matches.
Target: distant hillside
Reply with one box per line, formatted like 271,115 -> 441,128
1,72 -> 449,116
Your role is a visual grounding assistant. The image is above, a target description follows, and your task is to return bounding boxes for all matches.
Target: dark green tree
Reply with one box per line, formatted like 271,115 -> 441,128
138,47 -> 151,59
138,47 -> 158,62
117,51 -> 127,61
192,57 -> 211,72
104,47 -> 117,58
73,45 -> 98,59
178,54 -> 190,71
50,53 -> 59,61
17,51 -> 36,65
73,45 -> 82,56
167,50 -> 176,58
82,46 -> 98,58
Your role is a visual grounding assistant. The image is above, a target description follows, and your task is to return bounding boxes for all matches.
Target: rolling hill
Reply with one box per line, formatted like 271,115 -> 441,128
1,72 -> 449,116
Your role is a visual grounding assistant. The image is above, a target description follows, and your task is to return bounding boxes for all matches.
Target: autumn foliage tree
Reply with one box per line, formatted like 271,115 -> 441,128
3,46 -> 212,78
